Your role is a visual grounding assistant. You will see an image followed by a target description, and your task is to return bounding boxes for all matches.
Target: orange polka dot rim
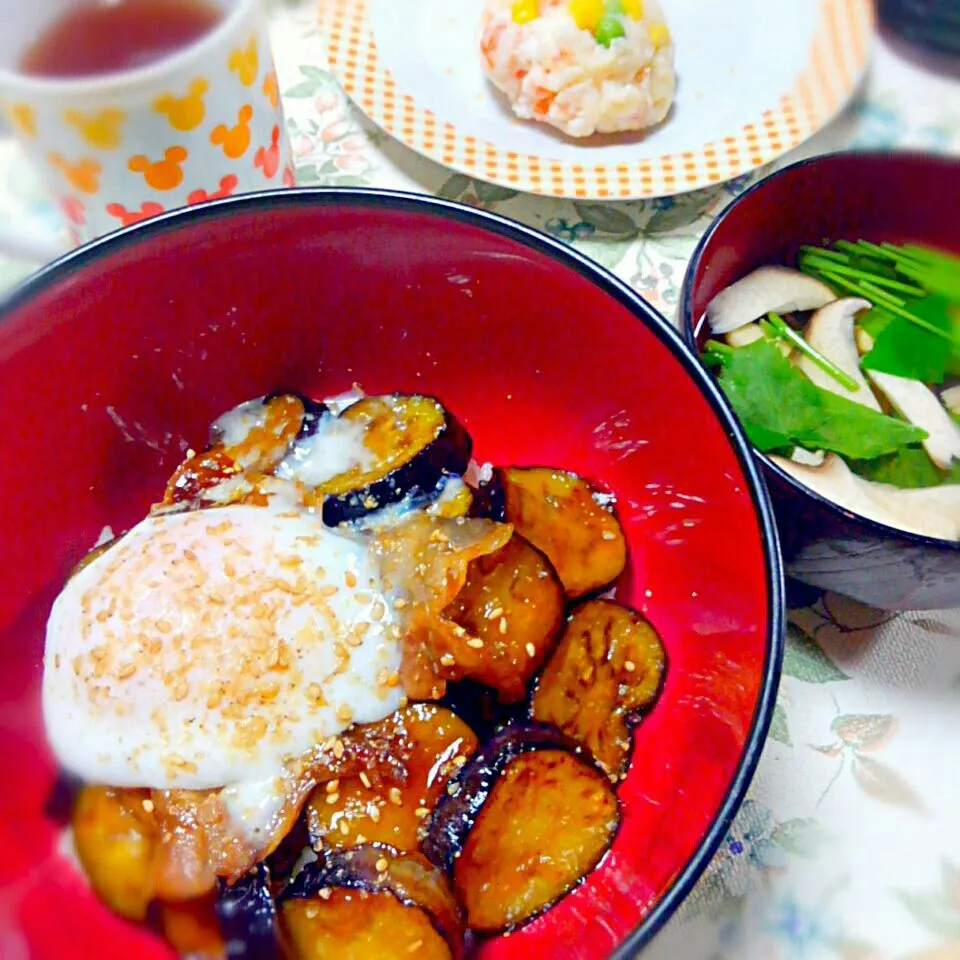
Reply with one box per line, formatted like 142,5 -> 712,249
319,0 -> 874,200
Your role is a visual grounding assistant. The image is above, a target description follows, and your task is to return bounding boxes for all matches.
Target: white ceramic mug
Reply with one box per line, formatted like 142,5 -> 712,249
0,0 -> 293,246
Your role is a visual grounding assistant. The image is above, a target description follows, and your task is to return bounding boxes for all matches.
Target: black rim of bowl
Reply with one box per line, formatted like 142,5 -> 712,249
679,150 -> 960,555
0,187 -> 787,956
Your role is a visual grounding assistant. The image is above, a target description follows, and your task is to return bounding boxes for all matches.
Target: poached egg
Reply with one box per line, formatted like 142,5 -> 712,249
42,503 -> 404,790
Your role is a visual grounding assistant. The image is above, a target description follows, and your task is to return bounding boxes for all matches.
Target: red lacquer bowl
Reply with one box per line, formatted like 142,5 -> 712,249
0,190 -> 783,959
680,151 -> 960,611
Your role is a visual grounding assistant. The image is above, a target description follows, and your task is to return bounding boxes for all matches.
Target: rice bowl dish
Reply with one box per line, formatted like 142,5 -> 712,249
479,0 -> 676,138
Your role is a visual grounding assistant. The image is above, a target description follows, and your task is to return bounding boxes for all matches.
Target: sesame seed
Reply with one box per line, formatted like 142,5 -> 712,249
307,683 -> 323,703
387,671 -> 400,688
487,607 -> 504,620
326,779 -> 340,794
305,905 -> 319,919
466,638 -> 484,649
318,584 -> 338,598
117,663 -> 137,680
371,601 -> 386,622
337,704 -> 354,723
173,681 -> 189,701
355,833 -> 367,843
359,771 -> 372,789
318,887 -> 333,900
142,799 -> 154,813
375,858 -> 389,873
388,787 -> 403,806
338,820 -> 350,836
355,592 -> 373,605
453,755 -> 467,768
499,617 -> 508,635
333,739 -> 345,759
377,668 -> 389,687
393,597 -> 407,609
525,642 -> 536,658
368,804 -> 381,822
156,619 -> 172,634
408,941 -> 423,953
344,571 -> 358,588
440,653 -> 456,667
415,806 -> 430,819
624,660 -> 636,673
90,645 -> 108,661
326,792 -> 340,805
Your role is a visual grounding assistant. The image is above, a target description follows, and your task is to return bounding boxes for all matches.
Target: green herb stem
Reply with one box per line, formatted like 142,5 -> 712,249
802,257 -> 925,297
817,270 -> 959,347
762,312 -> 861,392
799,244 -> 848,264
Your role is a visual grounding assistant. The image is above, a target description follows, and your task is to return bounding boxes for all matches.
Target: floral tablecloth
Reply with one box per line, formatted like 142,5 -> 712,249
2,3 -> 959,958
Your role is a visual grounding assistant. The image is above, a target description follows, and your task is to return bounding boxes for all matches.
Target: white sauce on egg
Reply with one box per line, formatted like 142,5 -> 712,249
42,504 -> 404,790
211,396 -> 269,447
276,412 -> 374,487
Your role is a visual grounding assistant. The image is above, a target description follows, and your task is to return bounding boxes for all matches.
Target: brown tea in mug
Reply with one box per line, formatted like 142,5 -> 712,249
19,0 -> 225,79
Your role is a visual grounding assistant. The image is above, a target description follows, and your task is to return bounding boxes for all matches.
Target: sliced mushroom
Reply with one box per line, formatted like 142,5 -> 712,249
795,298 -> 881,411
790,447 -> 826,467
705,266 -> 836,336
941,385 -> 960,417
867,371 -> 960,469
855,327 -> 875,355
725,323 -> 764,347
771,454 -> 960,541
725,322 -> 792,358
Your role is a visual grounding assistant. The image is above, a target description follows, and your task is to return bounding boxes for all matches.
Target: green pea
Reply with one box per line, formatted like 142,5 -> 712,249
604,0 -> 625,12
595,15 -> 626,46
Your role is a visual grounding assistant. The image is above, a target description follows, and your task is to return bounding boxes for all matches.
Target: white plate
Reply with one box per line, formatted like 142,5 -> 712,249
319,0 -> 874,199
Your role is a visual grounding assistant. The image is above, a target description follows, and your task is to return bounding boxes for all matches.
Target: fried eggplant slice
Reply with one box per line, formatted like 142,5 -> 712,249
281,847 -> 465,960
421,722 -> 581,875
71,785 -> 158,920
319,395 -> 472,526
215,863 -> 285,959
157,893 -> 224,959
306,705 -> 478,852
497,467 -> 627,598
531,599 -> 666,781
452,750 -> 618,933
444,535 -> 565,701
438,679 -> 526,744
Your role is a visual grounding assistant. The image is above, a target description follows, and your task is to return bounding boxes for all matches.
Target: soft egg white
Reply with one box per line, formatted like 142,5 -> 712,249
42,504 -> 404,790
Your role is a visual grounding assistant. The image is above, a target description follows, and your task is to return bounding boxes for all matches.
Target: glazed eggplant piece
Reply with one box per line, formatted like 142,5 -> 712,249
443,534 -> 565,701
281,847 -> 465,960
215,863 -> 285,960
318,395 -> 472,526
452,749 -> 619,933
532,599 -> 666,781
438,679 -> 526,743
496,466 -> 627,598
421,722 -> 583,876
467,469 -> 506,521
306,704 -> 478,853
158,893 -> 224,959
71,785 -> 158,920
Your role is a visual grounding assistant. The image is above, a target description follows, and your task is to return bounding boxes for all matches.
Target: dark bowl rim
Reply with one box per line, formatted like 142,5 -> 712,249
0,186 -> 786,957
679,149 -> 960,555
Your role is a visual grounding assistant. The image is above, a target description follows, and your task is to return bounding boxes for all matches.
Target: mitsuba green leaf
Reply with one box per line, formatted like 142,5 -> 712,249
716,340 -> 926,459
850,447 -> 944,488
861,296 -> 954,384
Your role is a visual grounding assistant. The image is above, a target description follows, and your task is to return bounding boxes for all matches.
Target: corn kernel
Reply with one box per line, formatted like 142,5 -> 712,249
511,0 -> 539,23
568,0 -> 605,32
622,0 -> 643,19
649,23 -> 670,48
